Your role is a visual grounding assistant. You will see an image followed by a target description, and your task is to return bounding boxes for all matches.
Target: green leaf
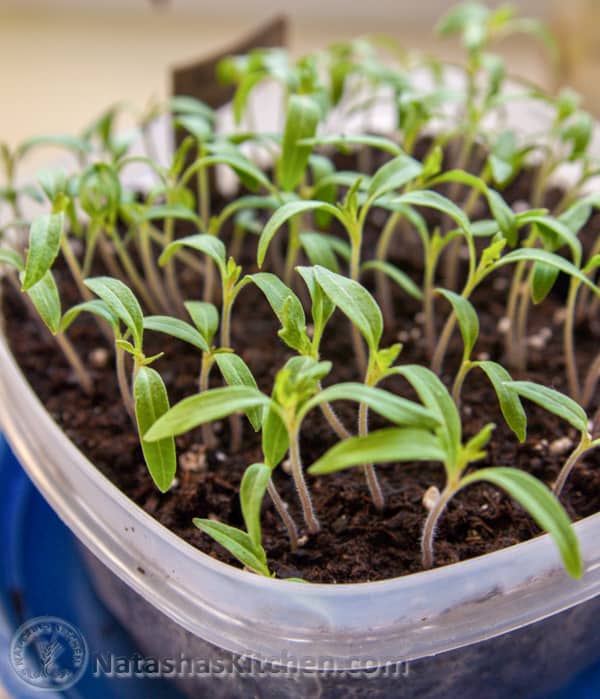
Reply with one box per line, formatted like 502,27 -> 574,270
503,381 -> 589,434
436,289 -> 479,359
240,462 -> 271,549
314,266 -> 383,352
168,95 -> 214,120
247,273 -> 311,354
300,382 -> 439,429
16,133 -> 91,159
472,361 -> 526,442
367,155 -> 422,201
140,205 -> 202,227
134,367 -> 176,493
308,427 -> 445,475
391,365 -> 461,474
184,301 -> 219,346
159,234 -> 226,275
61,299 -> 117,333
85,276 -> 144,349
262,406 -> 289,468
22,213 -> 64,290
257,200 -> 340,268
493,249 -> 600,295
25,271 -> 61,334
362,260 -> 423,301
214,353 -> 263,431
193,519 -> 269,576
460,467 -> 582,579
531,262 -> 559,304
143,315 -> 209,352
391,190 -> 472,239
277,94 -> 321,192
299,133 -> 403,156
0,247 -> 24,272
145,385 -> 270,441
176,114 -> 212,142
299,231 -> 340,272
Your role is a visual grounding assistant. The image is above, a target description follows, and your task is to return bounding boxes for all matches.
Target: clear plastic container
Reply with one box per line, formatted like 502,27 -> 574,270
2,317 -> 600,697
2,75 -> 600,697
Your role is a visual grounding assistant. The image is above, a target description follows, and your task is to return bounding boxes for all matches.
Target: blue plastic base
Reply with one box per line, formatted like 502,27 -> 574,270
0,432 -> 598,698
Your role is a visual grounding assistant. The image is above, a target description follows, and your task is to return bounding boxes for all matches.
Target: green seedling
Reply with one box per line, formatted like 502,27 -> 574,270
309,365 -> 582,578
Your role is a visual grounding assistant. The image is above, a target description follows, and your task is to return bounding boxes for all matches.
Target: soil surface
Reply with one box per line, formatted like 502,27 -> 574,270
3,144 -> 600,583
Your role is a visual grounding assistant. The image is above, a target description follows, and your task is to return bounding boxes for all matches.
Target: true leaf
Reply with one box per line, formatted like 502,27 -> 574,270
460,467 -> 582,578
145,386 -> 270,441
308,428 -> 445,475
22,213 -> 64,290
134,366 -> 177,492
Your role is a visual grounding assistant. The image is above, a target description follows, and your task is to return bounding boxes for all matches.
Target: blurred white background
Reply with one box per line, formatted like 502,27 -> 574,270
0,0 -> 571,148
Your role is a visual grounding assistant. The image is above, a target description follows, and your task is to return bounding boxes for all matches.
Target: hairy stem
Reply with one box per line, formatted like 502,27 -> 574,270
554,436 -> 590,497
431,312 -> 458,375
110,227 -> 161,314
374,211 -> 401,326
162,217 -> 186,316
514,271 -> 533,371
55,332 -> 94,396
199,352 -> 217,449
423,251 -> 437,358
451,360 -> 472,407
137,223 -> 170,314
289,424 -> 320,534
267,479 -> 299,551
350,238 -> 368,374
115,344 -> 135,423
421,484 -> 455,569
564,278 -> 581,402
582,353 -> 600,409
359,400 -> 385,510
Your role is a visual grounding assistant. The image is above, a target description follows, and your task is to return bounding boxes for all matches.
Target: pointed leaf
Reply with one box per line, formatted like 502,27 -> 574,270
61,299 -> 117,333
503,381 -> 588,434
214,353 -> 263,430
314,266 -> 383,352
25,271 -> 61,334
257,200 -> 340,268
362,260 -> 423,300
85,276 -> 144,348
159,234 -> 226,275
134,366 -> 176,492
22,213 -> 64,290
367,155 -> 422,201
461,467 -> 582,579
277,94 -> 321,192
436,289 -> 479,359
473,361 -> 527,442
300,382 -> 440,429
145,386 -> 270,441
308,428 -> 445,475
193,519 -> 269,576
143,315 -> 209,352
184,301 -> 219,346
240,462 -> 271,549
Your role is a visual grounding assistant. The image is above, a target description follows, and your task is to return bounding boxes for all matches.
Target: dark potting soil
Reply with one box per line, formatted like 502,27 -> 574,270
2,145 -> 600,584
